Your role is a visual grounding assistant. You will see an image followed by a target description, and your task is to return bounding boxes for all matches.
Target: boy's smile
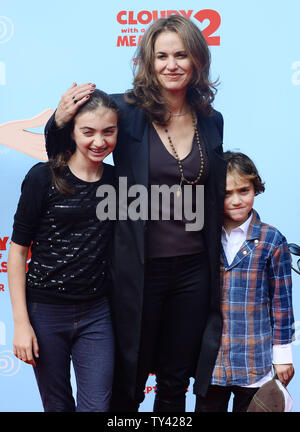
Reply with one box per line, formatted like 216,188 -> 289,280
223,172 -> 256,233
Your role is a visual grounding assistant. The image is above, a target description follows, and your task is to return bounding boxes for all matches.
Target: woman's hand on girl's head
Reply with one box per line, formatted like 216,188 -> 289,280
55,82 -> 96,128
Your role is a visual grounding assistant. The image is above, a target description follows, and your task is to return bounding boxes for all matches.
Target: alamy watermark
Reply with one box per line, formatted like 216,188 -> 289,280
96,177 -> 204,231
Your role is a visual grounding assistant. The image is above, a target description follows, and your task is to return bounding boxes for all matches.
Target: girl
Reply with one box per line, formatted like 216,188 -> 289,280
8,90 -> 119,412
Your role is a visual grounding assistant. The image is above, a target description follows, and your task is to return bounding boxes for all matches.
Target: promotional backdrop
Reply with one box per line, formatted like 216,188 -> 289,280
0,0 -> 299,412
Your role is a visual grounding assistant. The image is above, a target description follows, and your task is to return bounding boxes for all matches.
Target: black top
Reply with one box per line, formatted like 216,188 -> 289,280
146,124 -> 209,258
12,162 -> 115,304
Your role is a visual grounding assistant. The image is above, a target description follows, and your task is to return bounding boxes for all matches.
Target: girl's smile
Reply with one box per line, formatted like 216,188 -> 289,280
70,107 -> 118,175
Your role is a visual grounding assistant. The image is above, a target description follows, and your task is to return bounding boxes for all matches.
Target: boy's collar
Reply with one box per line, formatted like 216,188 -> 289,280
246,209 -> 262,240
237,212 -> 252,234
222,209 -> 261,240
222,211 -> 252,237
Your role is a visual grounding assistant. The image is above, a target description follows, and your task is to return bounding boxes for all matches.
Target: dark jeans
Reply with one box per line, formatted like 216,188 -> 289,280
27,297 -> 114,412
196,385 -> 259,412
136,252 -> 210,412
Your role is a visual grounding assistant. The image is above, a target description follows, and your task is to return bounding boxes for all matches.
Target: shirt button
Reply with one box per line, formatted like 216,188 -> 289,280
254,239 -> 259,244
243,250 -> 247,255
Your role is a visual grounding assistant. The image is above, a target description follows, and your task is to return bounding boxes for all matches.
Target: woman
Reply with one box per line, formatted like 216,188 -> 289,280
8,90 -> 119,411
45,15 -> 226,412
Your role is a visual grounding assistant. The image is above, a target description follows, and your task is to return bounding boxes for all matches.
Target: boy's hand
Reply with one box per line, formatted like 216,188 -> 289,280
273,364 -> 294,386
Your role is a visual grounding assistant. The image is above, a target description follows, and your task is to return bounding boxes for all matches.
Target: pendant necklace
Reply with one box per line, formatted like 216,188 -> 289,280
165,113 -> 204,197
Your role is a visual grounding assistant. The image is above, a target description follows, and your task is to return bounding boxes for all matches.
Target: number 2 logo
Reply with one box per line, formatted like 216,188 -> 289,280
194,9 -> 221,46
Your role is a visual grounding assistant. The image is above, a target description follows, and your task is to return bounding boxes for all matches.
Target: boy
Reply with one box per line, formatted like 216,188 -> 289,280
196,151 -> 295,412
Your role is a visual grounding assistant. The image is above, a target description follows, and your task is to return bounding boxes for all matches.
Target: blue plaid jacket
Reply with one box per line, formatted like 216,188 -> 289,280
211,210 -> 294,386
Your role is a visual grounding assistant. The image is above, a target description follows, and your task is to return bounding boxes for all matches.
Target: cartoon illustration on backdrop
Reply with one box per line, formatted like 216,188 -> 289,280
0,109 -> 53,160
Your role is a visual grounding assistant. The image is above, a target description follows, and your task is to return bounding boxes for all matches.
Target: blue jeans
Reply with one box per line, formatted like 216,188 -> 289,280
27,297 -> 114,412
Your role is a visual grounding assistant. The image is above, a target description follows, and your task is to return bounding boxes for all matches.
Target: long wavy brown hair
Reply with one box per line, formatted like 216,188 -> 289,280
125,15 -> 218,125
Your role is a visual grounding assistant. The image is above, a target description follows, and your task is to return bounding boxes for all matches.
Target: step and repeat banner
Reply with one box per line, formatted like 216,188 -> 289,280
0,1 -> 299,412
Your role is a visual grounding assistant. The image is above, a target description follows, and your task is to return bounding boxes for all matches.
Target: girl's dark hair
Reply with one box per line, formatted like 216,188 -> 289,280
124,15 -> 218,125
223,151 -> 265,195
50,89 -> 119,195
